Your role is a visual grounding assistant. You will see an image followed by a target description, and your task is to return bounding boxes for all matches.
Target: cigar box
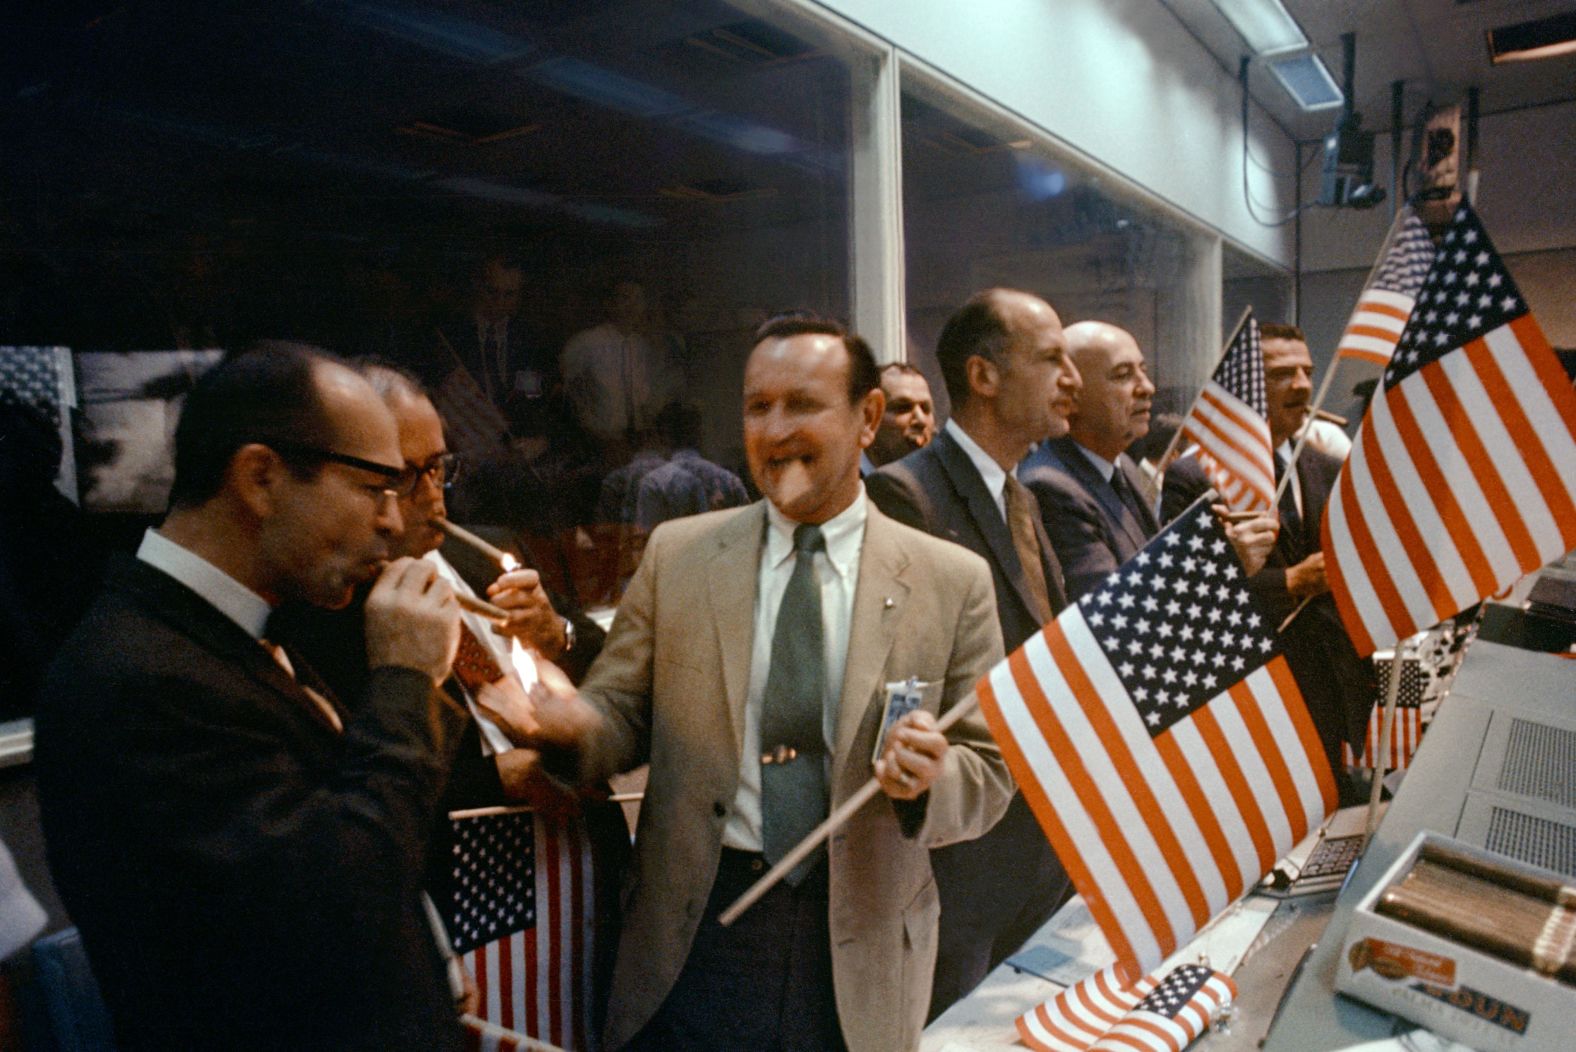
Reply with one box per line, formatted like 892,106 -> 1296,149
1336,832 -> 1574,1051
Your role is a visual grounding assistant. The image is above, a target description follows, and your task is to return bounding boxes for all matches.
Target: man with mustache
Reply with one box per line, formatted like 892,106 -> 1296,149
866,288 -> 1081,1017
34,346 -> 468,1049
1162,322 -> 1373,785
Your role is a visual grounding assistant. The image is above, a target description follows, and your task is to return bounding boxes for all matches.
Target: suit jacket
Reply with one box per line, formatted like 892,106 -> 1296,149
1019,436 -> 1159,601
1162,451 -> 1375,748
33,557 -> 467,1051
429,316 -> 566,440
867,428 -> 1067,652
555,501 -> 1012,1052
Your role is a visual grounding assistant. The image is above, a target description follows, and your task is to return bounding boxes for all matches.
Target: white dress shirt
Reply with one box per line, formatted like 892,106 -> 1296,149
946,418 -> 1008,522
426,550 -> 530,756
1276,440 -> 1304,518
137,529 -> 270,640
1073,441 -> 1118,483
722,489 -> 869,852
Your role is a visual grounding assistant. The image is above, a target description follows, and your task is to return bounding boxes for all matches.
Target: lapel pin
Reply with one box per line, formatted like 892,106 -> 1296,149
883,596 -> 896,609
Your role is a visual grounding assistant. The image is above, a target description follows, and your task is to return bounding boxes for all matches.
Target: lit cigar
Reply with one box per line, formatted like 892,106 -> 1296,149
1315,408 -> 1349,427
456,591 -> 511,625
437,519 -> 519,571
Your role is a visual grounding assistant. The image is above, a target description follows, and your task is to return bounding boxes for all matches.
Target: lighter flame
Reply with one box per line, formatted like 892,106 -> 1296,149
508,638 -> 539,688
500,553 -> 520,572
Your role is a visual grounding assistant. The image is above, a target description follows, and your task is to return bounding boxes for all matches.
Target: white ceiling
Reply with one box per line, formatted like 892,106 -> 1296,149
1161,0 -> 1576,142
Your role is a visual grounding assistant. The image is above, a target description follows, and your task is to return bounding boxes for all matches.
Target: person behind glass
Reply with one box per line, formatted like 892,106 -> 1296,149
33,346 -> 468,1050
560,278 -> 683,456
480,314 -> 1013,1051
862,362 -> 937,474
865,288 -> 1080,1017
1161,322 -> 1375,786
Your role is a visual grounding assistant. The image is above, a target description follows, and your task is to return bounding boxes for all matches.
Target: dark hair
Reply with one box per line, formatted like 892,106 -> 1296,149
169,344 -> 344,509
751,312 -> 881,404
879,361 -> 925,380
1259,322 -> 1306,343
936,289 -> 1018,408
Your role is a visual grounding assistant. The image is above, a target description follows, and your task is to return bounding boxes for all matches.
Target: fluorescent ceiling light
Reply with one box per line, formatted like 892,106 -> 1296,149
1487,12 -> 1576,64
1210,0 -> 1309,55
1268,52 -> 1344,111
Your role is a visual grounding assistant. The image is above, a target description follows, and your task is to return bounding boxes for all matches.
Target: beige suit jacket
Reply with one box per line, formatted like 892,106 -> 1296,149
568,499 -> 1012,1052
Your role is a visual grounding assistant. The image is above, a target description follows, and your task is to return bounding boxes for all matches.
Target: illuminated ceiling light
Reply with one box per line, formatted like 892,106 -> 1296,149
1209,0 -> 1309,55
1267,52 -> 1344,111
1487,12 -> 1576,64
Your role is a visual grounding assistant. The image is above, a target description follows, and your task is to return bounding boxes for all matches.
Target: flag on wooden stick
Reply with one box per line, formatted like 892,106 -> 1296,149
1322,203 -> 1576,657
1179,315 -> 1275,512
1336,209 -> 1436,366
977,499 -> 1335,981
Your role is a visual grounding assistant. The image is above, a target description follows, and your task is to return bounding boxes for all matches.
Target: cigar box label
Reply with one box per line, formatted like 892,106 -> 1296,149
1411,980 -> 1532,1036
1348,937 -> 1457,986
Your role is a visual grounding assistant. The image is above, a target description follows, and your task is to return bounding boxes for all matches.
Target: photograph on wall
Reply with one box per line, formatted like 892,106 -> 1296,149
0,346 -> 79,503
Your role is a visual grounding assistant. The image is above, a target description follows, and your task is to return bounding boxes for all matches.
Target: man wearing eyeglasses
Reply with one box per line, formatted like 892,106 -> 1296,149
34,345 -> 471,1050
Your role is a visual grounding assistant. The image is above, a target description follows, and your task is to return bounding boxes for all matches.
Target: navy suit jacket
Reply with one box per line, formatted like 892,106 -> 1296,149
1161,450 -> 1375,750
34,557 -> 466,1051
1018,437 -> 1159,601
867,428 -> 1066,652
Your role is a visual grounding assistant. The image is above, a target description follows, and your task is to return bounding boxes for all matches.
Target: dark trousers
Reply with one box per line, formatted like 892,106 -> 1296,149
928,792 -> 1071,1020
623,849 -> 845,1052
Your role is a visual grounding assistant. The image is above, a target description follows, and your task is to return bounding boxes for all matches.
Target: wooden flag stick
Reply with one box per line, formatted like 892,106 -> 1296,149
1364,641 -> 1406,845
718,696 -> 981,928
1139,306 -> 1256,506
1277,595 -> 1314,633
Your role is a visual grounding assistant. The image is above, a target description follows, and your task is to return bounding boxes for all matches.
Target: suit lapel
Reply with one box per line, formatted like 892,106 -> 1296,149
705,503 -> 766,753
935,431 -> 1041,622
833,508 -> 910,777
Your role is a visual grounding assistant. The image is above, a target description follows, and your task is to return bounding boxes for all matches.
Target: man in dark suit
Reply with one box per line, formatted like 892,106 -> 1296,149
866,287 -> 1081,1017
1162,323 -> 1373,781
1020,321 -> 1160,600
34,346 -> 468,1050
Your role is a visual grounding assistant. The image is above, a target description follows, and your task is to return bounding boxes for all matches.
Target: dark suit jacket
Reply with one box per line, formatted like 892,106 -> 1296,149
33,557 -> 466,1051
1162,451 -> 1375,751
868,428 -> 1067,653
1019,437 -> 1159,601
428,317 -> 564,438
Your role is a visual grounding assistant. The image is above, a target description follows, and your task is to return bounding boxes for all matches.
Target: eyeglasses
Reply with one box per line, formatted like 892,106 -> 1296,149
394,452 -> 461,498
271,442 -> 405,498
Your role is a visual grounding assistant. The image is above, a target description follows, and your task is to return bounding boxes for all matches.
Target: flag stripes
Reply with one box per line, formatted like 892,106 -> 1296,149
1016,964 -> 1237,1052
1017,965 -> 1154,1052
1323,316 -> 1576,655
1183,383 -> 1274,512
1337,289 -> 1416,364
1093,969 -> 1236,1052
978,620 -> 1331,979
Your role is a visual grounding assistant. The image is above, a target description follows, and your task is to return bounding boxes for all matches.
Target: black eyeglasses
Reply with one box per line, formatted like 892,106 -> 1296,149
272,443 -> 405,485
394,452 -> 461,497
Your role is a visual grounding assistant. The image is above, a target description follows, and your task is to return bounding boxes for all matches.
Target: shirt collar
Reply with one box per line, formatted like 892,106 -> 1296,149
1073,441 -> 1118,483
945,418 -> 1007,504
136,528 -> 272,639
764,486 -> 868,581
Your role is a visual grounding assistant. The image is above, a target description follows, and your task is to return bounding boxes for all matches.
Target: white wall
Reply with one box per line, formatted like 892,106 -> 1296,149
816,0 -> 1299,265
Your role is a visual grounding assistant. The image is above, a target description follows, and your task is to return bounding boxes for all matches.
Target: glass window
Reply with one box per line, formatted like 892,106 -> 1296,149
1,1 -> 863,717
1223,244 -> 1294,339
899,72 -> 1220,432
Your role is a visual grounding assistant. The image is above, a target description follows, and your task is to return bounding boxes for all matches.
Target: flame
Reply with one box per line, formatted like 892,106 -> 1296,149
508,638 -> 539,688
500,553 -> 520,572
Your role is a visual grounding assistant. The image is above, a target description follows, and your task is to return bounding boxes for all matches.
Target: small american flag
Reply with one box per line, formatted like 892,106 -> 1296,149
1322,204 -> 1576,657
1016,963 -> 1236,1052
1342,655 -> 1425,771
443,809 -> 595,1051
432,363 -> 512,465
978,498 -> 1334,980
1336,209 -> 1436,366
1179,315 -> 1274,512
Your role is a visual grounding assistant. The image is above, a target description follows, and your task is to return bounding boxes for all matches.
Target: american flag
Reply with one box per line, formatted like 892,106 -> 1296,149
442,809 -> 595,1051
1179,315 -> 1274,512
1342,654 -> 1424,771
1321,204 -> 1576,657
977,499 -> 1335,980
1017,963 -> 1237,1052
432,361 -> 512,465
1335,209 -> 1436,365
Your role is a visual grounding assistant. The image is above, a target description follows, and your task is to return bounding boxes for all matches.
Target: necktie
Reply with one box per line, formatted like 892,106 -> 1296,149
759,524 -> 828,885
1004,476 -> 1054,624
451,622 -> 506,695
1275,454 -> 1303,551
259,637 -> 344,734
1108,461 -> 1151,532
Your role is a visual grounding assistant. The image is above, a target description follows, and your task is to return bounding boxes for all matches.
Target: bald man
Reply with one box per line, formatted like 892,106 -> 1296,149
1018,322 -> 1159,600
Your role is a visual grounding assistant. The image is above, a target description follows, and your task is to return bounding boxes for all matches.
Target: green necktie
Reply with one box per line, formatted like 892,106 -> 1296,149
759,523 -> 828,886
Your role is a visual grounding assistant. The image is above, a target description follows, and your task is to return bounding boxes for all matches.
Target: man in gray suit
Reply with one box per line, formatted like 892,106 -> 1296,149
1019,321 -> 1160,600
499,315 -> 1013,1051
866,288 -> 1081,1017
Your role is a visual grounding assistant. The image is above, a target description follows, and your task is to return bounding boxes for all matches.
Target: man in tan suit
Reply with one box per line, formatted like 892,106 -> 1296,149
503,315 -> 1012,1051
